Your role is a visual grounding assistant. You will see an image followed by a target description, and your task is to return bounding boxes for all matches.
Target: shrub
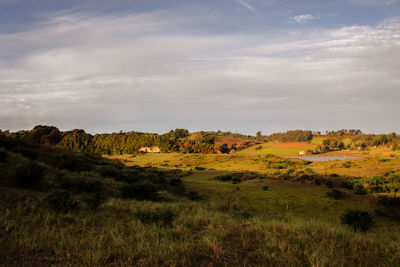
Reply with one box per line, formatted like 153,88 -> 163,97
324,180 -> 334,188
167,177 -> 185,195
342,161 -> 352,168
354,184 -> 367,195
340,209 -> 375,232
85,181 -> 108,210
0,149 -> 7,162
194,166 -> 206,171
44,189 -> 79,213
262,185 -> 269,191
342,180 -> 355,190
255,145 -> 262,151
219,197 -> 253,219
326,189 -> 347,199
135,208 -> 176,226
121,181 -> 158,200
375,196 -> 400,221
15,161 -> 45,187
60,154 -> 90,172
97,164 -> 122,178
187,190 -> 201,200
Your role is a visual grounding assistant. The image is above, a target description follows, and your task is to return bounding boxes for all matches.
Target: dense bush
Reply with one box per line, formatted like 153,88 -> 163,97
219,197 -> 253,219
326,189 -> 348,199
375,196 -> 400,221
187,190 -> 201,200
84,181 -> 108,210
262,185 -> 269,191
0,149 -> 7,162
135,207 -> 176,226
354,184 -> 367,195
324,180 -> 334,188
340,209 -> 375,232
342,180 -> 355,190
215,172 -> 266,183
44,189 -> 79,213
167,177 -> 185,195
97,164 -> 122,178
121,181 -> 159,200
15,161 -> 45,187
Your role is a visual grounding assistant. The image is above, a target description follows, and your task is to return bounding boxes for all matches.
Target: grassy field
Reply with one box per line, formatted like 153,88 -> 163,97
110,152 -> 400,178
236,141 -> 317,156
3,137 -> 400,265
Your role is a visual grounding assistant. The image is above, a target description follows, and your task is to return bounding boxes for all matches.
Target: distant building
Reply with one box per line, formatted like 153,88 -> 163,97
139,146 -> 160,153
299,150 -> 305,156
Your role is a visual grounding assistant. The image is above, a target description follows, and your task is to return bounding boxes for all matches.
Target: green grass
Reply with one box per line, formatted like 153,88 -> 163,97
3,136 -> 400,265
236,141 -> 317,156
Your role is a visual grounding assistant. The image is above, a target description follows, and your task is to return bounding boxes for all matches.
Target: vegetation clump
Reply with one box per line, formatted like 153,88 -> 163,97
0,148 -> 8,162
15,161 -> 45,187
375,196 -> 400,221
326,189 -> 348,199
187,190 -> 201,200
340,209 -> 375,232
134,207 -> 176,226
215,171 -> 266,183
354,184 -> 367,195
44,189 -> 79,213
121,181 -> 159,200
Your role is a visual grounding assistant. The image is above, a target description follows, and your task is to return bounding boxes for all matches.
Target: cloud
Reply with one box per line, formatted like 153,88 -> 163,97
0,10 -> 399,134
292,14 -> 320,24
236,0 -> 257,13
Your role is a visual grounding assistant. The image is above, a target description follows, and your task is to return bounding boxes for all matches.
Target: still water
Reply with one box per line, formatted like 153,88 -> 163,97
281,156 -> 360,161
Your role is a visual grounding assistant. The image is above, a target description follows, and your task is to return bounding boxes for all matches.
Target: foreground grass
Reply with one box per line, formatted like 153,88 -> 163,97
1,186 -> 400,266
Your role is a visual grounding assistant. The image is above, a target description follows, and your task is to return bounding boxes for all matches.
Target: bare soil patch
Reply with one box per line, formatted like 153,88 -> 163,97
270,142 -> 310,148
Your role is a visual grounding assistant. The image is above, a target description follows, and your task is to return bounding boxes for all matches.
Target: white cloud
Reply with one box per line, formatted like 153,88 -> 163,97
292,14 -> 320,24
236,0 -> 257,13
0,11 -> 399,134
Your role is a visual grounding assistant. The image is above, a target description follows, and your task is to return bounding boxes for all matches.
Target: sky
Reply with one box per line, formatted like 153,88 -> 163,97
0,0 -> 399,135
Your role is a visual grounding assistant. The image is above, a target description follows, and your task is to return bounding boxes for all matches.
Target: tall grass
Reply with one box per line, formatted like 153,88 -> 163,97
1,189 -> 400,266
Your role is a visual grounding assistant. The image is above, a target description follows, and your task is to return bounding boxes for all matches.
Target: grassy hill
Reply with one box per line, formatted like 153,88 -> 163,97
2,131 -> 400,265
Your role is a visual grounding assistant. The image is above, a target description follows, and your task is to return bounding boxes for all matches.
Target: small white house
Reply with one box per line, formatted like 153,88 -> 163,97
299,150 -> 305,156
139,146 -> 161,153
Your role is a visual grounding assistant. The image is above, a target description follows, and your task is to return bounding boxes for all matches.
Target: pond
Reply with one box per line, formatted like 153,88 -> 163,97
281,156 -> 361,161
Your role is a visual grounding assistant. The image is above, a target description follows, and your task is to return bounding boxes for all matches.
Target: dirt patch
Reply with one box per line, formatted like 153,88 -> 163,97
270,142 -> 310,148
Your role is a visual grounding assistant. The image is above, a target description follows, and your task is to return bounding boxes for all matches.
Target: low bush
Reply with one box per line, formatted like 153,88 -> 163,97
194,166 -> 206,171
97,164 -> 122,179
340,209 -> 375,232
15,161 -> 45,187
342,180 -> 355,190
44,189 -> 79,213
135,207 -> 176,226
187,190 -> 201,200
0,149 -> 7,162
262,185 -> 269,191
219,197 -> 253,219
326,189 -> 348,199
167,177 -> 185,195
84,181 -> 108,210
354,184 -> 367,195
121,180 -> 158,200
324,180 -> 334,188
375,196 -> 400,221
342,161 -> 352,168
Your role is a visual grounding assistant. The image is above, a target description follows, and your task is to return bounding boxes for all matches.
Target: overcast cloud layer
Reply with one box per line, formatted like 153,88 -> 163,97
0,1 -> 400,134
